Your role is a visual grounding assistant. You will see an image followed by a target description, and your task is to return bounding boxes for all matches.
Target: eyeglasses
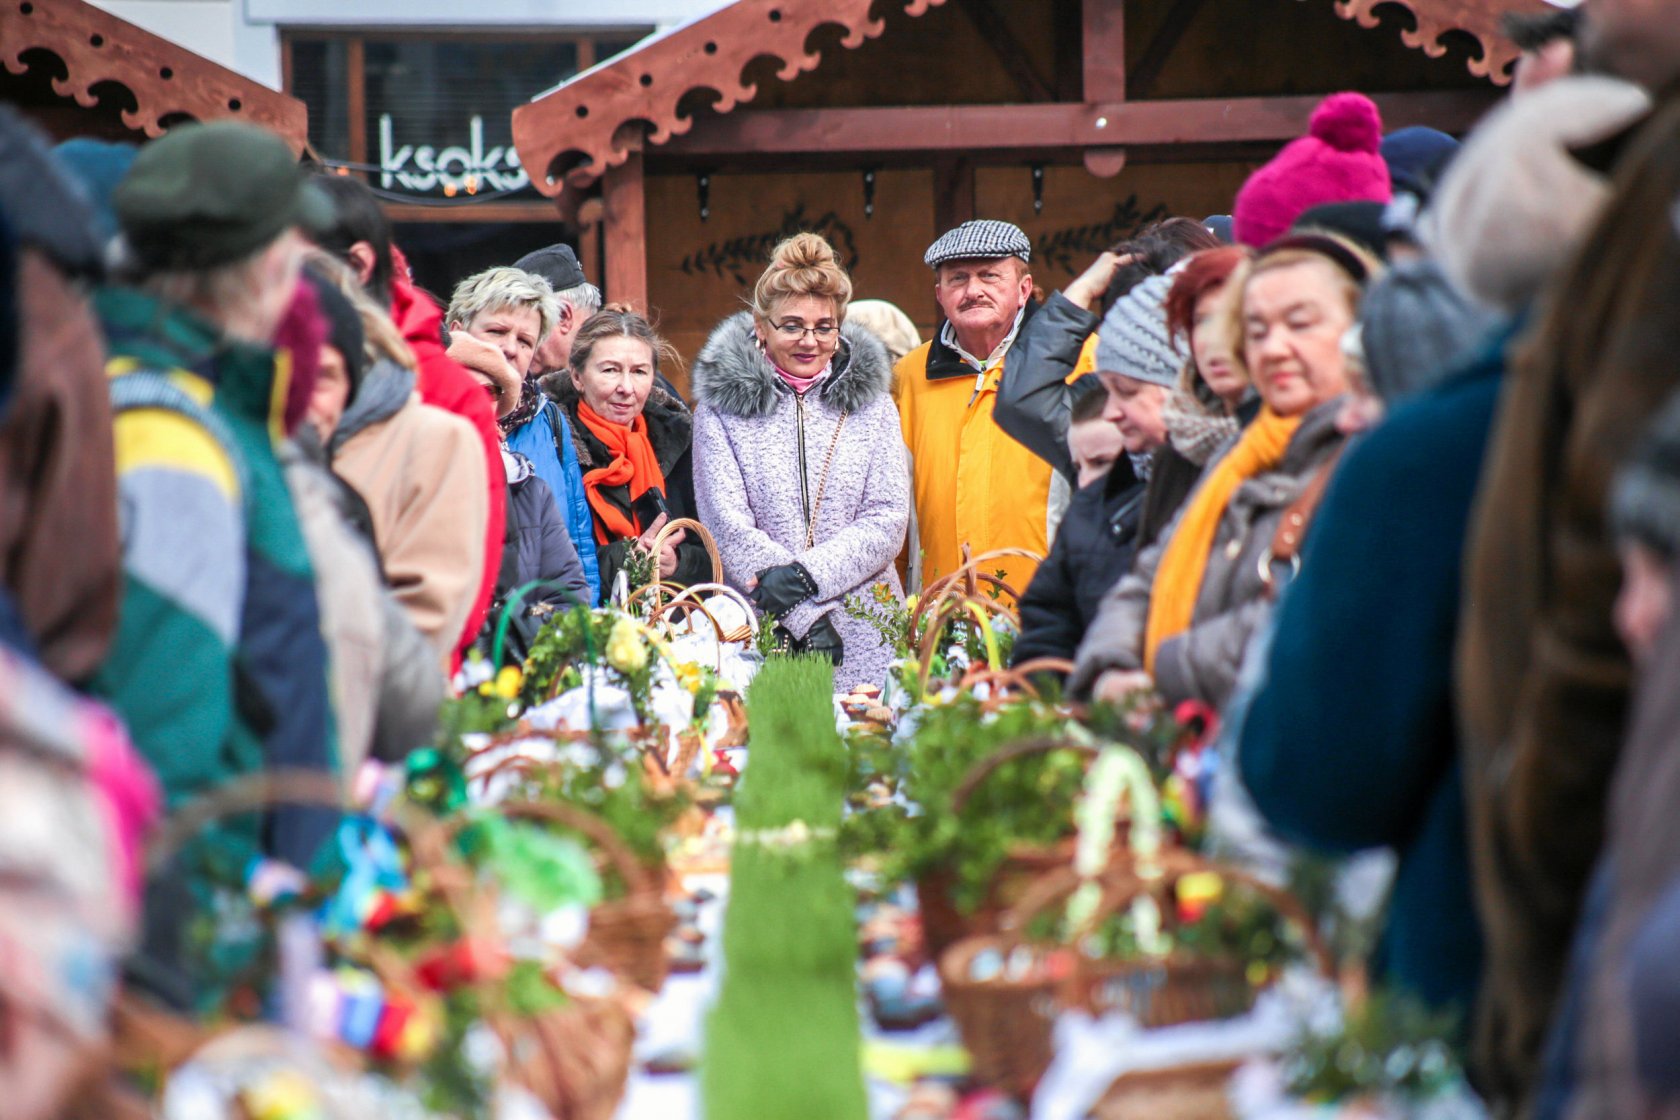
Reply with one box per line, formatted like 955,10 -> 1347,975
772,319 -> 840,341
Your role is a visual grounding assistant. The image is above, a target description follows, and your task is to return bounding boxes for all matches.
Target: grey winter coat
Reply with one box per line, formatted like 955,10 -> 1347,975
691,313 -> 910,691
1070,398 -> 1347,708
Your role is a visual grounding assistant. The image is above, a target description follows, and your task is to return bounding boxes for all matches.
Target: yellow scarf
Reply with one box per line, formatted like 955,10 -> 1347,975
1144,406 -> 1302,673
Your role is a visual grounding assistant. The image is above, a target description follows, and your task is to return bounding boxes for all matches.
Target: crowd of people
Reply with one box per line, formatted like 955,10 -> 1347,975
7,0 -> 1680,1114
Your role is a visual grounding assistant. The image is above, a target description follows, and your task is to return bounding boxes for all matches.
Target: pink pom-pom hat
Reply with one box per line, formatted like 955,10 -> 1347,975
1232,91 -> 1392,248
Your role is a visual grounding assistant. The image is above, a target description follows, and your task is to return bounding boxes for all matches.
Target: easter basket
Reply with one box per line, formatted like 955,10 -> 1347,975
939,742 -> 1329,1098
915,734 -> 1098,962
111,770 -> 374,1091
438,795 -> 676,996
409,804 -> 638,1120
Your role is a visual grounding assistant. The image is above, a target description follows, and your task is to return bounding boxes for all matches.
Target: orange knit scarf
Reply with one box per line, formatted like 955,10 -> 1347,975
1143,406 -> 1301,673
575,400 -> 667,546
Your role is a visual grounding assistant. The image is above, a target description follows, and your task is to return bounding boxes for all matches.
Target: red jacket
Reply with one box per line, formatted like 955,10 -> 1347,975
388,248 -> 504,669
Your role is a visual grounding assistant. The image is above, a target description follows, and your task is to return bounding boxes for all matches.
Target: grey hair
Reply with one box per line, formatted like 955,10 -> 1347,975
446,266 -> 560,345
555,280 -> 603,318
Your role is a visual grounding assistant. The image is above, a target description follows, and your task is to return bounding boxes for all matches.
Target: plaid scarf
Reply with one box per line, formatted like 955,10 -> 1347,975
498,372 -> 546,434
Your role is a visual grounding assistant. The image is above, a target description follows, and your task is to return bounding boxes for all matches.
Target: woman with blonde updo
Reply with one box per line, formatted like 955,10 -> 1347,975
691,233 -> 910,687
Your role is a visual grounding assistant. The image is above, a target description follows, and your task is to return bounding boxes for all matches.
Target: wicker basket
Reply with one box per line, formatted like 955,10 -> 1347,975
1059,847 -> 1333,1028
916,737 -> 1100,961
116,770 -> 370,1093
486,992 -> 635,1120
464,797 -> 677,995
1086,1058 -> 1242,1120
936,932 -> 1067,1099
411,806 -> 639,1120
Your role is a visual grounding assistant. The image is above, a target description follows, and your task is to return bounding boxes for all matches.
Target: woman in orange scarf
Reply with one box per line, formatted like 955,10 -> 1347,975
1069,234 -> 1379,710
550,308 -> 711,597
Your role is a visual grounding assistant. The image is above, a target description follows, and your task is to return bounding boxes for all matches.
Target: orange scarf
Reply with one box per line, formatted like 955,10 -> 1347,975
1143,406 -> 1301,673
575,401 -> 667,546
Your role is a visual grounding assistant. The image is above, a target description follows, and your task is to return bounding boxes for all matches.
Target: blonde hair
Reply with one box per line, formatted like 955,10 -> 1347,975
750,233 -> 853,324
446,266 -> 559,345
847,298 -> 921,363
302,247 -> 416,371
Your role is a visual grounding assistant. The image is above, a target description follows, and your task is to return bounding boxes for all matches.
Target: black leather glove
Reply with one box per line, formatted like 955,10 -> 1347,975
795,612 -> 845,666
749,562 -> 819,616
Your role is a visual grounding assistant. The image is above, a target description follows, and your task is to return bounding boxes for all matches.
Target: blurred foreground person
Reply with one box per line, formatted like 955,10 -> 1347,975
90,122 -> 341,1006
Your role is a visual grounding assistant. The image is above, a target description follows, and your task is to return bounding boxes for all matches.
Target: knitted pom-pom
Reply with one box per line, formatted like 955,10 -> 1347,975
1309,92 -> 1383,153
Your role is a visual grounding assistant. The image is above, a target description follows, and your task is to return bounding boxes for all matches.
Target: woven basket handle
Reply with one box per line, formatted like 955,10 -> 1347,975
644,517 -> 723,586
1002,852 -> 1334,978
425,798 -> 653,899
950,736 -> 1100,817
145,769 -> 356,874
913,593 -> 1021,692
662,582 -> 761,638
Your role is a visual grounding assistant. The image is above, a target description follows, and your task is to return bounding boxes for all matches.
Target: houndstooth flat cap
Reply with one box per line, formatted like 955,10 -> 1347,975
924,219 -> 1032,268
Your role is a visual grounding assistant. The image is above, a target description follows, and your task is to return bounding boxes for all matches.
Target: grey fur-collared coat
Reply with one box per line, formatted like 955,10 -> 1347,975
691,312 -> 910,691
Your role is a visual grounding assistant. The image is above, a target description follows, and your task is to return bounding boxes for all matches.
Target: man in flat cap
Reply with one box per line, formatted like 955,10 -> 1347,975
893,219 -> 1061,592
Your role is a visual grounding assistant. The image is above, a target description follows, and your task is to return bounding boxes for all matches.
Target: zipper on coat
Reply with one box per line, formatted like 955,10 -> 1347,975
796,394 -> 812,533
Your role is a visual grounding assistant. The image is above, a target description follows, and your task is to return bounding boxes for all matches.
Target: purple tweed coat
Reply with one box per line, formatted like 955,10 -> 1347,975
691,312 -> 910,691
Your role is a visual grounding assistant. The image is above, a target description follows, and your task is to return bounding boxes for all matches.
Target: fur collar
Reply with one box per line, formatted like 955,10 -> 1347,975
541,371 -> 693,475
689,311 -> 893,419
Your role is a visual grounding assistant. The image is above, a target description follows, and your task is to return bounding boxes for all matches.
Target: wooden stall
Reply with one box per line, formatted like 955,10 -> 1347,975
514,0 -> 1542,392
1,0 -> 306,148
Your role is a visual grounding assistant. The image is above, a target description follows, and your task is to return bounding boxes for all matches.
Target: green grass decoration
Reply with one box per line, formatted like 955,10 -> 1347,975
702,656 -> 869,1120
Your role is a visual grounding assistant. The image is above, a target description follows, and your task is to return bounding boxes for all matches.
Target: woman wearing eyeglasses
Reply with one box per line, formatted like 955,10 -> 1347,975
691,233 -> 909,688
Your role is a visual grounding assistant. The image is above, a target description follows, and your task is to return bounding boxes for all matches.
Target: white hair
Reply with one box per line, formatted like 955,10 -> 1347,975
554,280 -> 602,318
446,266 -> 560,345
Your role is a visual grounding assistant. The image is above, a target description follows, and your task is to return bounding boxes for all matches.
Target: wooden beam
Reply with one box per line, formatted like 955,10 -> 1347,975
380,201 -> 570,224
1126,0 -> 1207,99
956,0 -> 1055,103
661,91 -> 1498,158
933,158 -> 976,235
1082,0 -> 1125,103
603,138 -> 647,312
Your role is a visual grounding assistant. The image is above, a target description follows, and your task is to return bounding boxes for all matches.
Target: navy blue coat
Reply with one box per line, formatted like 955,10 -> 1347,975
1238,326 -> 1515,1018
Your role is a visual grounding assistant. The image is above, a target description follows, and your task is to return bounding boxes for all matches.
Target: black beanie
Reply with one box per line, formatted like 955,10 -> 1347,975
303,267 -> 365,403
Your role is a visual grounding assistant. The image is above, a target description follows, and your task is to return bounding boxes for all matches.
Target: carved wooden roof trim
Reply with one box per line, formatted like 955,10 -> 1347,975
513,0 -> 950,197
1309,0 -> 1554,86
2,0 -> 308,150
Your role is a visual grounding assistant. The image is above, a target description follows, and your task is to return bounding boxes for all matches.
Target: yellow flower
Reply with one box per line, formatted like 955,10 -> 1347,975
675,661 -> 705,696
476,682 -> 494,697
605,616 -> 648,673
239,1070 -> 319,1120
494,665 -> 524,699
1178,871 -> 1224,907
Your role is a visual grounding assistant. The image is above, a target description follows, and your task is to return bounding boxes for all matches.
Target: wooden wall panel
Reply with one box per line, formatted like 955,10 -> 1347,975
975,160 -> 1256,284
645,169 -> 936,396
643,158 -> 1261,396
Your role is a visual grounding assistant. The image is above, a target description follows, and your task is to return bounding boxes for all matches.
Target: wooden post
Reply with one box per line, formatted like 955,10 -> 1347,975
347,37 -> 367,173
603,137 -> 648,312
1082,0 -> 1126,102
933,157 -> 976,236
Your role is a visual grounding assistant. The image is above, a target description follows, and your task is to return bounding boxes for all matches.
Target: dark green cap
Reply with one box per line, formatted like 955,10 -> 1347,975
114,120 -> 334,271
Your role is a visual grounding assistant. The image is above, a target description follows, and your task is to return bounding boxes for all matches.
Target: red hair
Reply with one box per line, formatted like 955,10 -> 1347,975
1164,246 -> 1253,345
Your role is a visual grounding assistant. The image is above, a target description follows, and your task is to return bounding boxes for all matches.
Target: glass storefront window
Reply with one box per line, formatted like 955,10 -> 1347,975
290,38 -> 349,159
287,32 -> 647,198
365,39 -> 577,196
